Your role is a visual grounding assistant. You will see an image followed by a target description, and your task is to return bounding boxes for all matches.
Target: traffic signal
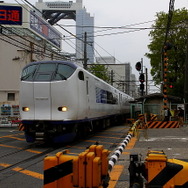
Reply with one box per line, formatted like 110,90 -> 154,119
169,84 -> 174,89
139,73 -> 145,96
140,83 -> 144,90
139,73 -> 145,82
135,62 -> 141,71
168,78 -> 175,89
164,42 -> 173,51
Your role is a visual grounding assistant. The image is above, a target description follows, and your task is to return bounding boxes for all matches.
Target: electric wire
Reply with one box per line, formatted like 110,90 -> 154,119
2,0 -> 68,60
2,0 -> 151,85
0,25 -> 65,60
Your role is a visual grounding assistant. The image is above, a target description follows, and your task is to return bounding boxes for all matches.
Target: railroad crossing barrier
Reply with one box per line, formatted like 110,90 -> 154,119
43,121 -> 139,188
108,119 -> 143,172
18,123 -> 25,131
146,120 -> 180,128
136,120 -> 180,129
108,133 -> 133,172
44,145 -> 110,188
136,114 -> 180,129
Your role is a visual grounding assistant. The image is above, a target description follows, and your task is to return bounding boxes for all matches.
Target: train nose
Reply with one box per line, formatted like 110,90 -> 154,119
34,83 -> 51,120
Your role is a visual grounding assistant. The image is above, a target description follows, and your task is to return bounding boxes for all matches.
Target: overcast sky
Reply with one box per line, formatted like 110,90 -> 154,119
3,0 -> 188,90
83,0 -> 188,71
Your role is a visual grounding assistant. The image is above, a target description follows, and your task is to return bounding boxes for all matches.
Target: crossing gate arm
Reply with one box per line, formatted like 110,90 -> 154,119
108,133 -> 133,172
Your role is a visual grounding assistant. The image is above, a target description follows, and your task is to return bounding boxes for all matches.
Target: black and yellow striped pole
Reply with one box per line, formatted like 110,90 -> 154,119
163,47 -> 168,109
163,42 -> 172,109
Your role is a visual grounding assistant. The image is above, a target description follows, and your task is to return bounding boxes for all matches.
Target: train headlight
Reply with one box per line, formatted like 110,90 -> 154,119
22,107 -> 30,112
58,106 -> 68,112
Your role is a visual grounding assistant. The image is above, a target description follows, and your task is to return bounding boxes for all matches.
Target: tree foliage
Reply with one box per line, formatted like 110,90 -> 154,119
145,8 -> 188,98
88,64 -> 110,83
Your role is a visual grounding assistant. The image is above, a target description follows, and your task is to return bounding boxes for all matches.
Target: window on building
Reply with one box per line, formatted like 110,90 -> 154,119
7,93 -> 15,101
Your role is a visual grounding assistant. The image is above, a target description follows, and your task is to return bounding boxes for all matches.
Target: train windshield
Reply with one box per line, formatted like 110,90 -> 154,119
21,63 -> 76,81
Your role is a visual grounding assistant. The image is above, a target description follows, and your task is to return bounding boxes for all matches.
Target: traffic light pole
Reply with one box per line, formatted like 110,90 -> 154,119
135,59 -> 145,96
145,68 -> 148,95
141,58 -> 144,96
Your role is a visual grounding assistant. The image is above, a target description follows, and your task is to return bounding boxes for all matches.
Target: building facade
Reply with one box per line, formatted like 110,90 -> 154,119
0,3 -> 63,119
95,56 -> 138,98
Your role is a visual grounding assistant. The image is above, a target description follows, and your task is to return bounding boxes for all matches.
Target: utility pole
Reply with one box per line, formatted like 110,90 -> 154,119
162,0 -> 175,110
83,32 -> 88,70
110,70 -> 114,86
30,42 -> 34,62
140,58 -> 144,96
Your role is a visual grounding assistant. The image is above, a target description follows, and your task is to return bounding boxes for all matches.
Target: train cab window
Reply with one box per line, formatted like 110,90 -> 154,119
21,64 -> 37,81
35,73 -> 53,81
38,63 -> 56,72
54,64 -> 76,81
78,71 -> 84,81
21,62 -> 76,82
34,63 -> 56,81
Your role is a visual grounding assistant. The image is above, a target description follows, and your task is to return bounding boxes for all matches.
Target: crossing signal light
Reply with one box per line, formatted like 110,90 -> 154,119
135,62 -> 141,71
164,42 -> 173,51
169,84 -> 174,88
139,73 -> 145,82
140,83 -> 144,90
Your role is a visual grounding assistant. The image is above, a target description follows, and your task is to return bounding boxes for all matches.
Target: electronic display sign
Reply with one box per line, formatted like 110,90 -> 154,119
0,5 -> 22,25
30,11 -> 61,49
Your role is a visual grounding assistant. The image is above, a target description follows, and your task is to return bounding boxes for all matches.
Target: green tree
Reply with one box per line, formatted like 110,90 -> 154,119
145,8 -> 188,98
88,64 -> 110,83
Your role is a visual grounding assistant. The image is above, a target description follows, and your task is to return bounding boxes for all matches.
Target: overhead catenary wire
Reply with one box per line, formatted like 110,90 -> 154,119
2,0 -> 157,83
0,25 -> 66,60
5,0 -> 149,64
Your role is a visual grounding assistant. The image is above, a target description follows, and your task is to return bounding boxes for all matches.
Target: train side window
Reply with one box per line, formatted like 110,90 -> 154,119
78,71 -> 84,81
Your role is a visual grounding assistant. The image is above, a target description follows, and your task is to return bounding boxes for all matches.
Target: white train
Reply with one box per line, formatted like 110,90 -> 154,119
19,60 -> 134,143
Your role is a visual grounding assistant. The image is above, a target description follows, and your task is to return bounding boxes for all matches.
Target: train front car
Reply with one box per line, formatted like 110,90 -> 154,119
19,60 -> 134,143
19,61 -> 82,143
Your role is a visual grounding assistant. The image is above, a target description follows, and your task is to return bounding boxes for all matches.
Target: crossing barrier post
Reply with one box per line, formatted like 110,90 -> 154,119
93,157 -> 102,187
129,150 -> 188,187
73,157 -> 79,187
86,152 -> 95,188
44,150 -> 75,188
78,151 -> 87,187
44,155 -> 58,188
44,145 -> 110,188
